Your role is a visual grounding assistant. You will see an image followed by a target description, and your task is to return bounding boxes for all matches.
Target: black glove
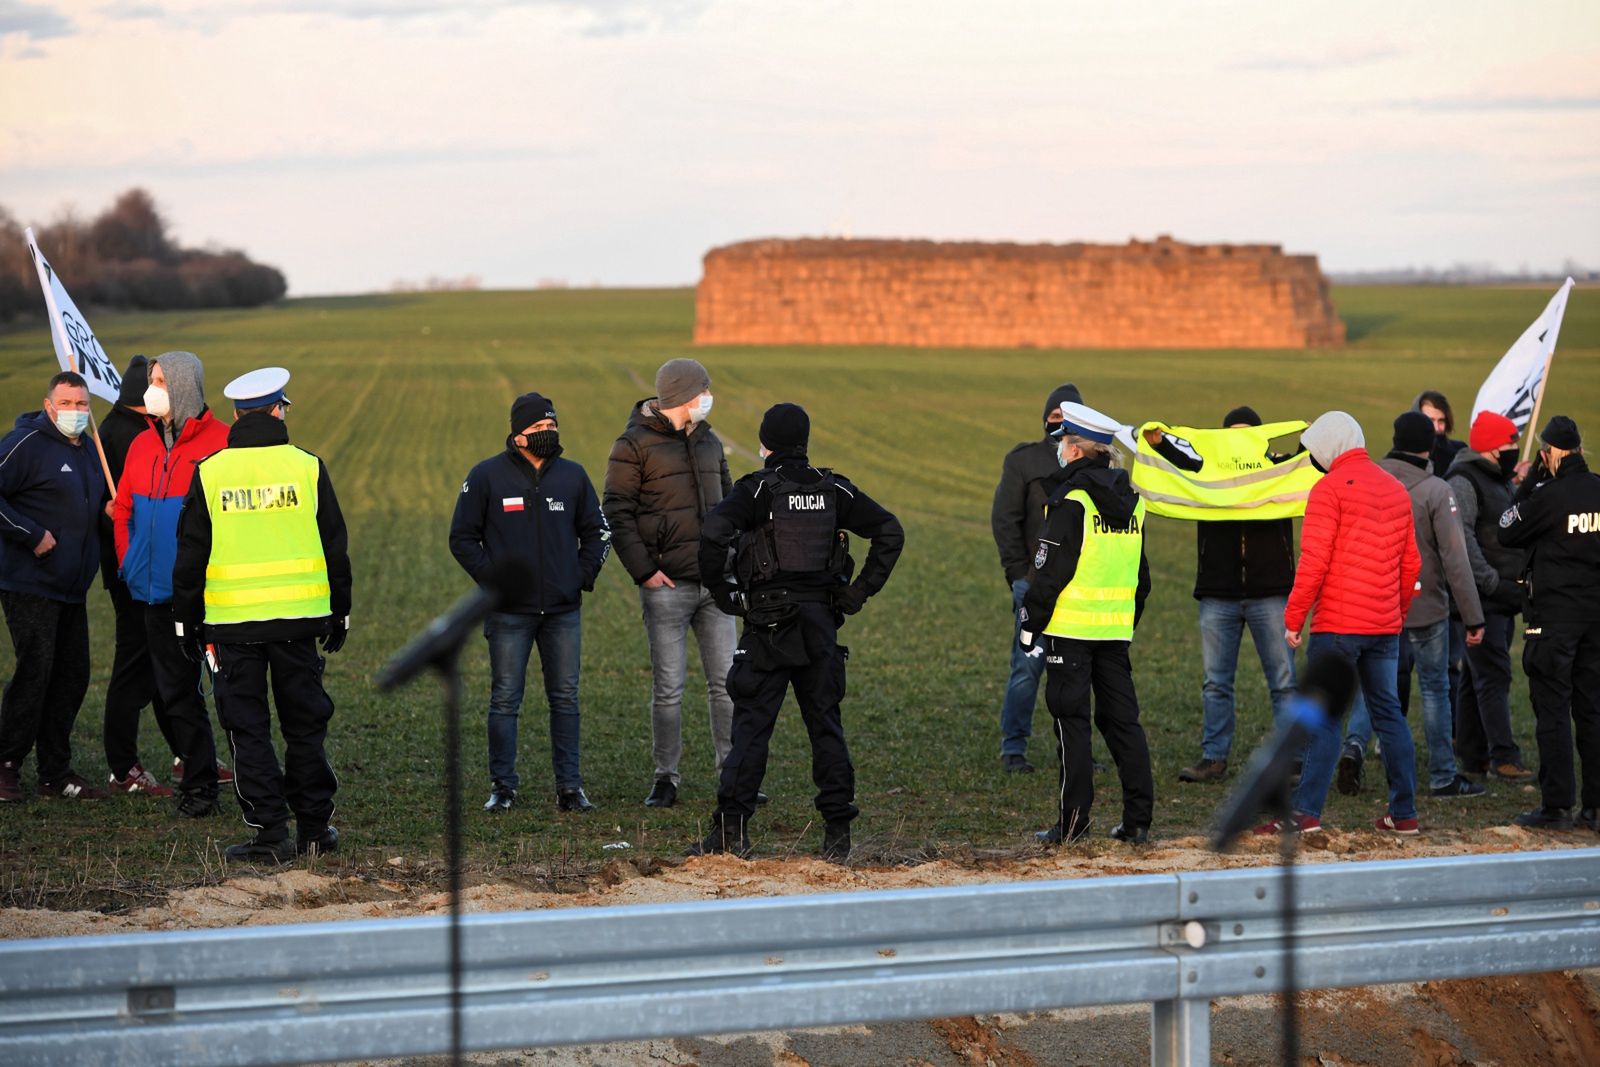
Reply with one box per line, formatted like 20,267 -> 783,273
831,583 -> 869,616
321,618 -> 349,654
179,636 -> 204,665
712,585 -> 746,618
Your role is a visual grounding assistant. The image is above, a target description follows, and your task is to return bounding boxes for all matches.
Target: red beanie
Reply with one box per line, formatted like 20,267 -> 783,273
1469,411 -> 1518,452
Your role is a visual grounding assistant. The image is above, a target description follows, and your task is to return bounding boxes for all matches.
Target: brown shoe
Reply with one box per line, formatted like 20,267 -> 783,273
1490,762 -> 1534,782
1178,757 -> 1228,783
38,773 -> 107,800
0,761 -> 21,802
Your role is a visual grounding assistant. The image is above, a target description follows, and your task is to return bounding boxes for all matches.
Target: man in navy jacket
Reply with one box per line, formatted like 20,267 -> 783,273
450,392 -> 610,813
0,372 -> 108,802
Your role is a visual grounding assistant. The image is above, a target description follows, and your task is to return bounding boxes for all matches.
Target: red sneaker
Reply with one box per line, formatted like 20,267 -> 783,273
1375,813 -> 1420,836
38,774 -> 107,800
173,757 -> 235,784
0,761 -> 20,802
1252,814 -> 1321,835
108,763 -> 175,797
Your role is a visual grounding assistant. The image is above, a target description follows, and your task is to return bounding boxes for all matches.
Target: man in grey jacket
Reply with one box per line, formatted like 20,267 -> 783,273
1355,412 -> 1487,797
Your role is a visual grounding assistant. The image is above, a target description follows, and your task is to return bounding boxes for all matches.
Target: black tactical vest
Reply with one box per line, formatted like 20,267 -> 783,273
737,468 -> 845,586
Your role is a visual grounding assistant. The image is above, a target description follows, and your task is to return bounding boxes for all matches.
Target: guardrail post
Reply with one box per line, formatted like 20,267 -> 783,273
1151,998 -> 1209,1066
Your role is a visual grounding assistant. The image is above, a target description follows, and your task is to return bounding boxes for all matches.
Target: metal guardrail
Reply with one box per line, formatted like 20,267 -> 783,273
1,848 -> 1597,1066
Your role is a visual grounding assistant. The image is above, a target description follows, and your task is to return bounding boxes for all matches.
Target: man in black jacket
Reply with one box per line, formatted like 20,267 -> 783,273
688,403 -> 903,861
603,358 -> 735,809
98,355 -> 181,796
1154,407 -> 1297,785
990,383 -> 1082,774
450,392 -> 610,814
1496,416 -> 1600,832
172,368 -> 353,863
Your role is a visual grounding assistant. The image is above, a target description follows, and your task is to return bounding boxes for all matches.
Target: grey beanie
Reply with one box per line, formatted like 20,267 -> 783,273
1301,411 -> 1365,469
655,358 -> 711,410
152,351 -> 206,434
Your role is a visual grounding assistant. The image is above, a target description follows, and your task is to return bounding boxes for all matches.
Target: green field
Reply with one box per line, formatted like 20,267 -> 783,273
1,285 -> 1596,907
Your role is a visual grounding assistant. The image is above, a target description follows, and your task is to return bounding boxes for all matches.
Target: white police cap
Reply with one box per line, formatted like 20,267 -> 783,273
1056,401 -> 1121,445
223,367 -> 292,410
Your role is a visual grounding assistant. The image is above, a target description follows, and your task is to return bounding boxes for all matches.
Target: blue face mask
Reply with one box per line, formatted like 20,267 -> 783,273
1056,444 -> 1070,468
54,409 -> 89,437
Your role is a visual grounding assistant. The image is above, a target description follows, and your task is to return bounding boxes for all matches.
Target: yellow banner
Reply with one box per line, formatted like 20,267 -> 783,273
1130,420 -> 1321,520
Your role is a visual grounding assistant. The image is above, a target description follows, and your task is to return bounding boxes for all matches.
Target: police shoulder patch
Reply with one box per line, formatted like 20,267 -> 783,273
1034,543 -> 1048,569
1499,505 -> 1520,528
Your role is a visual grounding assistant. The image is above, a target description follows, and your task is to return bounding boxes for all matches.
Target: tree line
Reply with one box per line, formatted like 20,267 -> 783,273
0,189 -> 288,322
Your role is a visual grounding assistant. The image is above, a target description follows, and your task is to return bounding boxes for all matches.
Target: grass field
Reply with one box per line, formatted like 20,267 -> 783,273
1,284 -> 1596,907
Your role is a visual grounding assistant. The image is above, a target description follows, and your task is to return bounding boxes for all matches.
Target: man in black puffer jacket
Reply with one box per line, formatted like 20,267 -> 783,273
604,358 -> 735,809
990,383 -> 1083,774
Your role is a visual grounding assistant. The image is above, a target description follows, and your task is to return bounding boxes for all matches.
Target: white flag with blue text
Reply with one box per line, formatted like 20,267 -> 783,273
1471,277 -> 1574,432
24,227 -> 124,404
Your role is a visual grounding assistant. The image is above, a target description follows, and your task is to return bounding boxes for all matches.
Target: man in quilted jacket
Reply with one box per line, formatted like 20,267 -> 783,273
1274,411 -> 1423,835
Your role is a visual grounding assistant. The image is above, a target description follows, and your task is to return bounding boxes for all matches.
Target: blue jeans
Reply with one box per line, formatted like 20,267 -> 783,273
640,581 -> 736,784
1000,579 -> 1045,757
1198,596 -> 1297,761
484,609 -> 582,792
1346,620 -> 1458,790
1294,632 -> 1416,820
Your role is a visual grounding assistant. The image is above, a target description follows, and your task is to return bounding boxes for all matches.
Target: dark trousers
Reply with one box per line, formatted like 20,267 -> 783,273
1522,620 -> 1600,812
715,602 -> 856,825
142,603 -> 219,798
103,579 -> 176,778
213,638 -> 337,837
0,592 -> 90,781
1043,636 -> 1154,832
1455,612 -> 1521,769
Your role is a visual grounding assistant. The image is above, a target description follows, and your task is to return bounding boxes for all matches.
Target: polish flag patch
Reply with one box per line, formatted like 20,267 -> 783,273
502,497 -> 525,512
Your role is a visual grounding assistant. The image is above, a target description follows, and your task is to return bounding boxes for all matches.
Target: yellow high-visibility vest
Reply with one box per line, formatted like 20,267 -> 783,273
1130,420 -> 1320,520
1044,490 -> 1145,641
200,445 -> 330,625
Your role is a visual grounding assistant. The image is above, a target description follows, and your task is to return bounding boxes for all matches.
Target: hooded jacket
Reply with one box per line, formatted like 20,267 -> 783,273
602,397 -> 732,584
1020,454 -> 1152,633
991,384 -> 1081,584
0,411 -> 107,603
1445,449 -> 1526,614
449,441 -> 611,614
113,406 -> 230,604
1377,453 -> 1484,629
1496,453 -> 1600,625
1285,413 -> 1420,635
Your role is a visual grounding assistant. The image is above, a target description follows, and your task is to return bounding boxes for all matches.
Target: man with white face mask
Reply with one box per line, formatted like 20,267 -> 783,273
603,357 -> 737,808
113,351 -> 231,817
0,372 -> 109,802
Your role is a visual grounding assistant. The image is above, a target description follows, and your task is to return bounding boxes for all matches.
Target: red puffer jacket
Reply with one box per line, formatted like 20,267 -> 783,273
1285,450 -> 1420,635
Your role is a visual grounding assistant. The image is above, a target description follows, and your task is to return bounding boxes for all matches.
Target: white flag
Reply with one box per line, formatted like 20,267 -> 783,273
1471,277 -> 1574,432
24,227 -> 124,404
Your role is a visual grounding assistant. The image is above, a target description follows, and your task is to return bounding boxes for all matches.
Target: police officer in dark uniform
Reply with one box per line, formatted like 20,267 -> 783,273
1496,415 -> 1600,832
172,368 -> 353,863
688,403 -> 904,861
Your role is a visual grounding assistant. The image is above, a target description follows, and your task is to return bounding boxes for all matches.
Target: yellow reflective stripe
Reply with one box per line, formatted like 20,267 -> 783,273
205,582 -> 331,608
1047,609 -> 1135,629
1057,585 -> 1134,601
206,557 -> 326,582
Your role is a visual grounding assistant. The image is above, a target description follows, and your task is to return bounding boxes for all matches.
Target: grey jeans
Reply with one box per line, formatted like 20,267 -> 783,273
640,581 -> 736,783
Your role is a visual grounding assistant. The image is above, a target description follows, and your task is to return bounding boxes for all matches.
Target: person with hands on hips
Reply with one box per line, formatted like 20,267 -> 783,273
171,368 -> 353,864
1019,401 -> 1155,847
688,403 -> 904,861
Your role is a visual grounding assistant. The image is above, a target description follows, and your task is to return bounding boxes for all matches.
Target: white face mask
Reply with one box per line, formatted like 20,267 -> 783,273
759,446 -> 770,460
144,385 -> 171,418
54,409 -> 89,437
688,392 -> 713,423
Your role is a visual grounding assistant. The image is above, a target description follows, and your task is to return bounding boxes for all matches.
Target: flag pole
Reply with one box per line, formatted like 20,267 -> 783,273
1520,348 -> 1557,463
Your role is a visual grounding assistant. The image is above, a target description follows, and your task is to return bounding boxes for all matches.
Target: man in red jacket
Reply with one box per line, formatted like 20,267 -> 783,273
1273,411 -> 1423,834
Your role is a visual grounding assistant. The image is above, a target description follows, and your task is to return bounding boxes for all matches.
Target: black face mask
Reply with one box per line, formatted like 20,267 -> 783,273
1045,420 -> 1064,439
1309,455 -> 1328,474
514,429 -> 560,458
1497,450 -> 1519,478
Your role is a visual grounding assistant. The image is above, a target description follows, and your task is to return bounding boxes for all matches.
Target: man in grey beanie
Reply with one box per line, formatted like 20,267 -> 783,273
603,358 -> 736,808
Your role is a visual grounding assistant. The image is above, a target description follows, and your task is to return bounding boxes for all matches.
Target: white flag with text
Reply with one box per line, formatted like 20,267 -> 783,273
1471,277 -> 1574,432
24,227 -> 124,404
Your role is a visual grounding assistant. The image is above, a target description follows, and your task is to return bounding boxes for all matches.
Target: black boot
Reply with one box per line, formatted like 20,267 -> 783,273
1110,823 -> 1150,844
685,816 -> 750,857
644,777 -> 677,808
557,787 -> 596,812
297,824 -> 339,856
1035,810 -> 1092,845
820,820 -> 852,862
225,832 -> 296,864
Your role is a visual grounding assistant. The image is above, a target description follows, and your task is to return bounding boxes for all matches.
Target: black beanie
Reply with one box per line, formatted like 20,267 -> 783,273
1223,405 -> 1262,427
1393,411 -> 1435,454
1540,415 -> 1582,450
510,392 -> 557,432
759,403 -> 809,452
1043,383 -> 1084,422
117,354 -> 150,406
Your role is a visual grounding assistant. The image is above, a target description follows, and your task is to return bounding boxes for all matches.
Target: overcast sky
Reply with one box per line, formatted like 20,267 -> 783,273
3,0 -> 1597,294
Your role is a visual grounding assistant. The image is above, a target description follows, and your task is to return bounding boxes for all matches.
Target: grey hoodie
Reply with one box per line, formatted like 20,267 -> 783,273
1377,454 -> 1485,629
152,350 -> 205,444
1301,411 -> 1365,469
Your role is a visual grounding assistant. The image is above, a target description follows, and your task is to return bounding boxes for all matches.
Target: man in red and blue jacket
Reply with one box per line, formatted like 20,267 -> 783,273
112,351 -> 230,816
